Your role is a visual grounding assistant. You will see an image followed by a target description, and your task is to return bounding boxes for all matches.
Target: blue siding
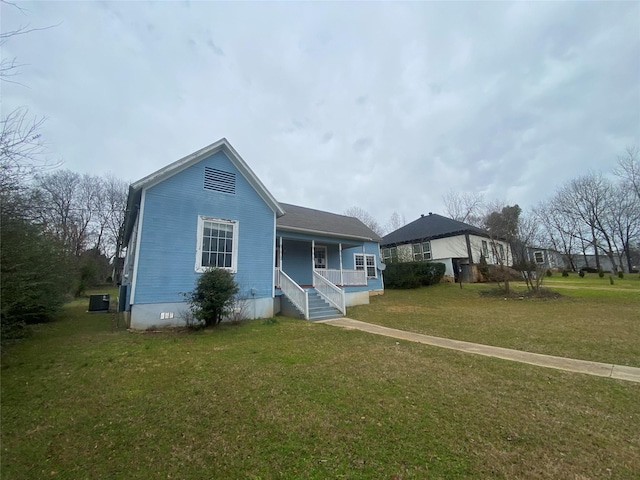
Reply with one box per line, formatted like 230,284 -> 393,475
134,151 -> 275,304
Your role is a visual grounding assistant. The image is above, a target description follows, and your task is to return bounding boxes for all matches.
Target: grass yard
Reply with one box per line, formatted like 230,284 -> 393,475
1,285 -> 639,479
349,274 -> 640,367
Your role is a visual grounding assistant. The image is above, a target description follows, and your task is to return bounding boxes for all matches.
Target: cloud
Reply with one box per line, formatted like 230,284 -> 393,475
2,0 -> 638,226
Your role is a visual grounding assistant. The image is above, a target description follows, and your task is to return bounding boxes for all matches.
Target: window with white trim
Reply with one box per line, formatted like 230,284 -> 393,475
534,251 -> 544,264
381,246 -> 398,263
195,216 -> 238,273
355,253 -> 377,278
412,241 -> 432,261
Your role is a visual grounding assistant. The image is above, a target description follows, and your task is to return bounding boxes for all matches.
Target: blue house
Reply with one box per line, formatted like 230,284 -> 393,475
121,138 -> 383,329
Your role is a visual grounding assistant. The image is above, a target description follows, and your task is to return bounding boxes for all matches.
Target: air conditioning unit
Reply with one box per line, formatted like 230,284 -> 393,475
88,294 -> 110,312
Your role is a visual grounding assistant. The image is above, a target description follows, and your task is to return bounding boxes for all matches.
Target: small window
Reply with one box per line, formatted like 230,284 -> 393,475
534,251 -> 544,264
381,246 -> 398,263
422,241 -> 431,260
366,255 -> 376,278
412,241 -> 431,261
498,244 -> 505,261
355,253 -> 377,279
482,240 -> 488,259
413,243 -> 423,261
196,216 -> 238,273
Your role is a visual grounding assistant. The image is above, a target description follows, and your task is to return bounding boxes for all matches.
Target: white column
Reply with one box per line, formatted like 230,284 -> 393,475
279,236 -> 283,270
339,243 -> 343,286
311,240 -> 315,287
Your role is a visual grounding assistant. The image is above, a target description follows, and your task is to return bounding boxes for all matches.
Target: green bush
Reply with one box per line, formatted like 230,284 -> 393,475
579,270 -> 585,278
562,270 -> 569,277
384,261 -> 446,289
581,267 -> 598,274
184,268 -> 239,327
598,270 -> 605,278
546,269 -> 552,277
618,271 -> 624,279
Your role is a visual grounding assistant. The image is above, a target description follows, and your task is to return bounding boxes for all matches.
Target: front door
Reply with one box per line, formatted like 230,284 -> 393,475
314,246 -> 327,269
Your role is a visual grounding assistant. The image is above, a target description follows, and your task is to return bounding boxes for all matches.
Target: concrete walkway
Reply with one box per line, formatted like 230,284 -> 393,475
319,317 -> 640,383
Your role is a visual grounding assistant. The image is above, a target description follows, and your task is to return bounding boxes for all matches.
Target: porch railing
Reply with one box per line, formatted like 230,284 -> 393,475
312,271 -> 346,315
278,268 -> 309,320
315,268 -> 367,286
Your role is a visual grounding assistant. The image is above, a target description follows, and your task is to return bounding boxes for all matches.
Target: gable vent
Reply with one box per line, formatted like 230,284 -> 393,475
204,167 -> 236,194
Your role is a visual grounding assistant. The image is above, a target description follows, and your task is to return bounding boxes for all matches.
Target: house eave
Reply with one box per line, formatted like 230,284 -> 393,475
277,225 -> 379,243
381,229 -> 491,247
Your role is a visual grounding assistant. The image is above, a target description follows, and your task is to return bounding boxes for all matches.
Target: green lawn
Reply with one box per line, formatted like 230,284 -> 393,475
349,276 -> 640,367
1,287 -> 639,479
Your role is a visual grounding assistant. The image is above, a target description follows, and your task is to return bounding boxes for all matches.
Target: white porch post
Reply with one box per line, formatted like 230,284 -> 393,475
279,236 -> 283,270
339,243 -> 343,286
311,240 -> 315,287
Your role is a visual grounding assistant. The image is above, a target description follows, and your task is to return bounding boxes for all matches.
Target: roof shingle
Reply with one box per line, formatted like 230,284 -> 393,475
277,203 -> 382,242
382,213 -> 488,246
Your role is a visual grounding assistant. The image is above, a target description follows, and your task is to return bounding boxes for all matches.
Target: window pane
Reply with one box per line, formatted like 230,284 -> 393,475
226,239 -> 233,253
204,224 -> 211,237
224,254 -> 232,268
202,252 -> 210,266
423,242 -> 430,253
203,237 -> 211,252
413,244 -> 422,254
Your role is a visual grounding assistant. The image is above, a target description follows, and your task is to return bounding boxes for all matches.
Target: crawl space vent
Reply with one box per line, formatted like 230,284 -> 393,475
204,167 -> 236,194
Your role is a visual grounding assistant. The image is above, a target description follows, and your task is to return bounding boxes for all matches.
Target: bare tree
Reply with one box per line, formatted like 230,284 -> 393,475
0,1 -> 60,203
614,145 -> 640,202
98,174 -> 129,261
344,206 -> 384,237
563,173 -> 619,274
533,200 -> 579,271
482,203 -> 520,294
384,211 -> 406,234
605,187 -> 640,273
443,190 -> 484,226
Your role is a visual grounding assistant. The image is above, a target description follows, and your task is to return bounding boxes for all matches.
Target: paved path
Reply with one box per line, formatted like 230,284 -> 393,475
319,318 -> 640,383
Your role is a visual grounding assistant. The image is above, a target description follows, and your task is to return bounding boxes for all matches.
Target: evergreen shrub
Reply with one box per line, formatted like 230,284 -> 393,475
384,261 -> 446,289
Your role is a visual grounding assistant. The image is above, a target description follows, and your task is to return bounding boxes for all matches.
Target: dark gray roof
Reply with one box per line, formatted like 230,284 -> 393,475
277,203 -> 382,242
382,213 -> 488,246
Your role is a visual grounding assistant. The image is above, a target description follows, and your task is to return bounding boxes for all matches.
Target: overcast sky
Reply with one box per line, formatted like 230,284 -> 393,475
3,1 -> 639,228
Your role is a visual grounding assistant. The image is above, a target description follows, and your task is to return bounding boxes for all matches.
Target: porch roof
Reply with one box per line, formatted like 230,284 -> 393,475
277,203 -> 382,243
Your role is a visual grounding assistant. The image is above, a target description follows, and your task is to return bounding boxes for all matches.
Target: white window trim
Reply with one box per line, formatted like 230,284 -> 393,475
195,216 -> 239,273
354,253 -> 377,279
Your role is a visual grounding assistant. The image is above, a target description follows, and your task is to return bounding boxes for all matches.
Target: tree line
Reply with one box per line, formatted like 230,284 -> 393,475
442,147 -> 640,275
1,3 -> 129,339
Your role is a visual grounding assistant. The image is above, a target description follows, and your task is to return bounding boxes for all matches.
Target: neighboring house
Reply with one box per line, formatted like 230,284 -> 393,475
572,253 -> 628,273
525,247 -> 566,270
121,138 -> 383,329
380,213 -> 512,282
